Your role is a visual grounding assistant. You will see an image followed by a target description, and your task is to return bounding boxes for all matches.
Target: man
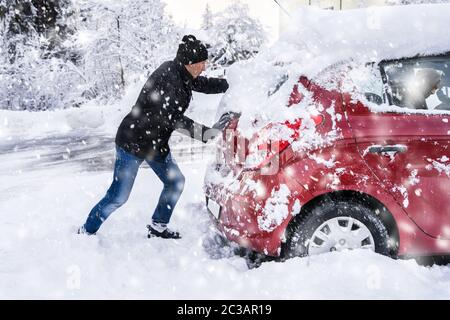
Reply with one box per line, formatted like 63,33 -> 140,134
79,35 -> 235,239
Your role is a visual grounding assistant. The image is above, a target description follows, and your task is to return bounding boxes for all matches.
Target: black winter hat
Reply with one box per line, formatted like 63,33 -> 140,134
176,35 -> 208,65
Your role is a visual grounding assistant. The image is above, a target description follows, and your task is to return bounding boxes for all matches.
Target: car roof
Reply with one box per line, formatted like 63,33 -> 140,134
274,4 -> 450,79
379,51 -> 450,66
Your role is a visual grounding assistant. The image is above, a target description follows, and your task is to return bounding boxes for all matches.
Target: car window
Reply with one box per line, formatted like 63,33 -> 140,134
267,73 -> 289,97
314,62 -> 349,92
381,56 -> 450,112
343,63 -> 385,105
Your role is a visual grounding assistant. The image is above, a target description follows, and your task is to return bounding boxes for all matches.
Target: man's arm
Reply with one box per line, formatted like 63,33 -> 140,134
174,115 -> 211,143
174,112 -> 240,143
192,76 -> 229,94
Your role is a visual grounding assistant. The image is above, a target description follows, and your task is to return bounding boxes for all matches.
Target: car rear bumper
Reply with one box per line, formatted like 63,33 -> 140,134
205,193 -> 285,256
204,166 -> 299,257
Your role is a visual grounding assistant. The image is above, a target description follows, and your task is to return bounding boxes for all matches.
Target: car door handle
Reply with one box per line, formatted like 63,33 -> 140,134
367,145 -> 408,154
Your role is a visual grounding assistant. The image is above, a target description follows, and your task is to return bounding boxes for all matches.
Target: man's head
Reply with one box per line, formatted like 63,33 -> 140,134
184,60 -> 207,79
176,35 -> 208,78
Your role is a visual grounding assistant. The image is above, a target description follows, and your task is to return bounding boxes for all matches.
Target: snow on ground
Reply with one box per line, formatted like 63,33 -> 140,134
1,92 -> 450,299
2,161 -> 450,299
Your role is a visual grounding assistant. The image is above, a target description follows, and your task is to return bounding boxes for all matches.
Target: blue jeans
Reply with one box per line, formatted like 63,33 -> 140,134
84,146 -> 185,234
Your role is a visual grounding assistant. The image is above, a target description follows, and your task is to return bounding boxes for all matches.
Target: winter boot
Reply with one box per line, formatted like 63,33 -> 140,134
77,225 -> 95,236
147,222 -> 181,239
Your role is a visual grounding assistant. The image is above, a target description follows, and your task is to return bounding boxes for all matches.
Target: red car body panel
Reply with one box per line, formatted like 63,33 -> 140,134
205,71 -> 450,258
344,96 -> 450,240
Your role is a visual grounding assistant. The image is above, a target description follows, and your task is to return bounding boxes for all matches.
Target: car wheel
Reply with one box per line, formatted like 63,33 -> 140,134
283,199 -> 392,258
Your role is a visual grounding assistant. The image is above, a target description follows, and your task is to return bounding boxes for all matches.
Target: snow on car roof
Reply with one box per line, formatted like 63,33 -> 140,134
219,4 -> 450,137
279,3 -> 450,73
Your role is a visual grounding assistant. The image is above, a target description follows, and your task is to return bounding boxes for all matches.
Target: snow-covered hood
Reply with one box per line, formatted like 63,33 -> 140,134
218,4 -> 450,138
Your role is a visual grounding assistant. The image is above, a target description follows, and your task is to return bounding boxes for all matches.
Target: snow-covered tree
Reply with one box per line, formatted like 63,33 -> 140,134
0,0 -> 180,111
201,3 -> 213,31
208,1 -> 266,66
0,0 -> 83,111
0,0 -> 75,52
72,0 -> 180,101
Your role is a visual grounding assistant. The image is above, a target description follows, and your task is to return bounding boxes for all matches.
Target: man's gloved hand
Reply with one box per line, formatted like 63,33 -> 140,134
203,111 -> 241,143
212,111 -> 241,131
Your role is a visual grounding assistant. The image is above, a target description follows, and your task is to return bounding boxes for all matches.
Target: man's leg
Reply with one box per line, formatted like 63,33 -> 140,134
146,152 -> 185,226
83,146 -> 143,234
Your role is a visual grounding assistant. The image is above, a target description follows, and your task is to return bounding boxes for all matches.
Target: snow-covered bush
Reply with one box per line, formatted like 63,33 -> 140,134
0,35 -> 87,111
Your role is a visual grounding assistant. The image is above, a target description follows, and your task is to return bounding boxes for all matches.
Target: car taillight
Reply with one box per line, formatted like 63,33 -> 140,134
288,84 -> 305,107
244,120 -> 299,171
243,115 -> 324,172
244,139 -> 290,170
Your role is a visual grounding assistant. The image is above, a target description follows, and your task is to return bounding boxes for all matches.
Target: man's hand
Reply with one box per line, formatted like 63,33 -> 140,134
212,111 -> 241,131
203,111 -> 241,143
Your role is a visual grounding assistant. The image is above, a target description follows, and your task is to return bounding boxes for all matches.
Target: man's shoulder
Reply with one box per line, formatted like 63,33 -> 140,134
150,60 -> 179,81
154,60 -> 176,74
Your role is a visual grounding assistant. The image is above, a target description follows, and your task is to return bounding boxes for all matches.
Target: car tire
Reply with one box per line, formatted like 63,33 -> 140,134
283,199 -> 393,259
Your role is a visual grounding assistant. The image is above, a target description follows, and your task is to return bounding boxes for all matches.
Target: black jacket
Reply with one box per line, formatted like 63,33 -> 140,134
115,59 -> 229,159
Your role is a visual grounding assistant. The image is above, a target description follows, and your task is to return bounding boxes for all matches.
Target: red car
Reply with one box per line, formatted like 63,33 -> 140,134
204,52 -> 450,263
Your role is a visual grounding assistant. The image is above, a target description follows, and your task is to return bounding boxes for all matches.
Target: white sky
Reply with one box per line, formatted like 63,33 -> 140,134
163,0 -> 280,43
